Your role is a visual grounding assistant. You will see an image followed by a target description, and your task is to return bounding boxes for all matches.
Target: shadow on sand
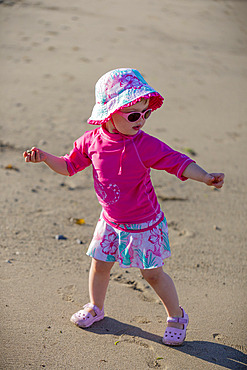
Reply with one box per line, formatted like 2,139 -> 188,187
85,317 -> 247,369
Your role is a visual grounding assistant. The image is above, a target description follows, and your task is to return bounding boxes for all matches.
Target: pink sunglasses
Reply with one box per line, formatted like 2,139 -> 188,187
117,108 -> 152,123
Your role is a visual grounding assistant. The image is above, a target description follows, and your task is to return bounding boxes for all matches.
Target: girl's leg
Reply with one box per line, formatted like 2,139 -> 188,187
140,267 -> 183,329
87,258 -> 115,316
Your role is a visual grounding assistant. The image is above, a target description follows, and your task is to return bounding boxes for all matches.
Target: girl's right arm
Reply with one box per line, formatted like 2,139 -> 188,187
23,147 -> 69,176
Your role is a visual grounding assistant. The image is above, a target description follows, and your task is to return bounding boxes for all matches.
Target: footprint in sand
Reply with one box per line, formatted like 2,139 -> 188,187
130,316 -> 151,324
57,285 -> 75,302
111,273 -> 158,303
112,273 -> 145,292
119,335 -> 152,350
178,229 -> 195,238
117,335 -> 159,367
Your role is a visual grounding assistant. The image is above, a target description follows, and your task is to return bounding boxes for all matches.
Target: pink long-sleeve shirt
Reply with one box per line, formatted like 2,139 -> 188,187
62,126 -> 194,225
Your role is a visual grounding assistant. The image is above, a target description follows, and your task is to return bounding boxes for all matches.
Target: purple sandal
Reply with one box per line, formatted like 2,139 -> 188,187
162,306 -> 189,346
70,303 -> 104,328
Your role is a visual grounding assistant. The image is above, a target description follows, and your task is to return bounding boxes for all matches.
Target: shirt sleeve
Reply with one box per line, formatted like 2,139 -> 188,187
61,135 -> 92,176
141,135 -> 195,181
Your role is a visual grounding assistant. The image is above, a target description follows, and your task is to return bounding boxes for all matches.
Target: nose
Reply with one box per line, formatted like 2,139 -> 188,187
136,117 -> 145,126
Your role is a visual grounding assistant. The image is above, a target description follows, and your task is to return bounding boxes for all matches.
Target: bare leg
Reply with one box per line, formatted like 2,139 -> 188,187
87,258 -> 115,316
141,267 -> 183,329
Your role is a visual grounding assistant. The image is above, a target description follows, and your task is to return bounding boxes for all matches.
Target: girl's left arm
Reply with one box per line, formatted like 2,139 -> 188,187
182,162 -> 224,188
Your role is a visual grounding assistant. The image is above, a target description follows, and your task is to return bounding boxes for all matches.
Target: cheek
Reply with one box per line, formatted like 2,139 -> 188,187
112,114 -> 128,128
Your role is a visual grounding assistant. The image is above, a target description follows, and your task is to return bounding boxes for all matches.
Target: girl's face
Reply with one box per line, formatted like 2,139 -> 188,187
105,99 -> 150,136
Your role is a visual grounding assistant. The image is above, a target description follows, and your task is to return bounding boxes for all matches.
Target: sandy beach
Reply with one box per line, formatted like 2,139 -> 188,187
1,0 -> 247,368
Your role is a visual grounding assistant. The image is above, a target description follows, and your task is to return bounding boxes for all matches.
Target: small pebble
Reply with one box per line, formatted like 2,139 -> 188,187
76,239 -> 83,244
4,164 -> 19,171
6,259 -> 15,263
69,217 -> 85,225
213,225 -> 221,231
55,235 -> 67,240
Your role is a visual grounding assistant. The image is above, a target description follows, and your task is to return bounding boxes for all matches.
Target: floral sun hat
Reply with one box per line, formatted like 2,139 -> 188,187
87,68 -> 164,125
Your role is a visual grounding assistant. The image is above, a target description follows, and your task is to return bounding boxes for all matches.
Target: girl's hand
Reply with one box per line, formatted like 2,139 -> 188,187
182,163 -> 225,189
23,147 -> 47,163
204,173 -> 225,188
23,148 -> 69,175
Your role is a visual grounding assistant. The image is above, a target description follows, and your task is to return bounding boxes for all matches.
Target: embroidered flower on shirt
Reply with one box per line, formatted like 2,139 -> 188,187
94,174 -> 120,205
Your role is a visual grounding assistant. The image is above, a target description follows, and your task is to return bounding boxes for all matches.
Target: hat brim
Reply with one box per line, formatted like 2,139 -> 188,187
87,91 -> 164,125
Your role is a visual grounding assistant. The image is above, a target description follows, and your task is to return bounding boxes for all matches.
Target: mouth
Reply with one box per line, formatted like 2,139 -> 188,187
132,125 -> 142,131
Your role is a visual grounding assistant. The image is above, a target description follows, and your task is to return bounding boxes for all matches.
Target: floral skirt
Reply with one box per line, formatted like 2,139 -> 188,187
86,212 -> 171,269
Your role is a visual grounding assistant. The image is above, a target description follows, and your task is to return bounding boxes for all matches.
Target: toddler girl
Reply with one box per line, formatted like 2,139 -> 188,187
23,68 -> 224,346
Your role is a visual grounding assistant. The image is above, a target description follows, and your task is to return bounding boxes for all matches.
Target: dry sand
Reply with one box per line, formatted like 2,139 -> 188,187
1,0 -> 247,369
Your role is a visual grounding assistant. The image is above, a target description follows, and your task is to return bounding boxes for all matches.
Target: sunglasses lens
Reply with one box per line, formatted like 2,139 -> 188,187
128,113 -> 141,122
144,110 -> 152,119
